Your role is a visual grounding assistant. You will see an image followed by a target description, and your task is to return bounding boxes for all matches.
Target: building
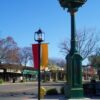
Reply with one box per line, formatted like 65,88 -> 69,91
0,64 -> 37,82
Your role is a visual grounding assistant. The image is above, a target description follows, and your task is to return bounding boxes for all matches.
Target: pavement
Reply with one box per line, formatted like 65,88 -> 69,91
1,91 -> 99,100
1,82 -> 100,100
23,94 -> 100,100
22,94 -> 100,99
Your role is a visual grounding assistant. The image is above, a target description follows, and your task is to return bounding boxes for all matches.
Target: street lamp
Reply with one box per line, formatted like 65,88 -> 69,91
34,29 -> 45,42
34,29 -> 44,100
59,0 -> 87,98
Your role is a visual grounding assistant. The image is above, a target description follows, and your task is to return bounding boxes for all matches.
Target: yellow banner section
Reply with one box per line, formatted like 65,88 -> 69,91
41,43 -> 48,68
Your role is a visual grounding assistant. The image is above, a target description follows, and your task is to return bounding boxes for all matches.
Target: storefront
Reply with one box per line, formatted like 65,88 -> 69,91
22,69 -> 38,81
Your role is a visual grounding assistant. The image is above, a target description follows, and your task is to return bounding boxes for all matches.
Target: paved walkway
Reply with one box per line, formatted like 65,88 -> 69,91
0,93 -> 100,100
24,94 -> 100,100
1,82 -> 100,100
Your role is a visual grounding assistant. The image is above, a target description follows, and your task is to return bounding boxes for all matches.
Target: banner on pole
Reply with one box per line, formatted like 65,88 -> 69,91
32,44 -> 39,70
41,43 -> 48,68
32,43 -> 48,70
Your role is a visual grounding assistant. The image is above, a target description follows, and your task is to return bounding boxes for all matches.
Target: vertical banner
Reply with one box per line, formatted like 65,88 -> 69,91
32,44 -> 39,70
41,43 -> 48,68
32,43 -> 48,70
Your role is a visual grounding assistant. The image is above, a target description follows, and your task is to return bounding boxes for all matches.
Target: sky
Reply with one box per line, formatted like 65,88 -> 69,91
0,0 -> 100,64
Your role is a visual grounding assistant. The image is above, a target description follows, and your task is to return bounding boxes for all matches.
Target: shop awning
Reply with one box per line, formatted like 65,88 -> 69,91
23,70 -> 38,75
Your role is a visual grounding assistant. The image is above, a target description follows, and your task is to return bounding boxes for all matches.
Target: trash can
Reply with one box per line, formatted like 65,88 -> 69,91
12,77 -> 16,83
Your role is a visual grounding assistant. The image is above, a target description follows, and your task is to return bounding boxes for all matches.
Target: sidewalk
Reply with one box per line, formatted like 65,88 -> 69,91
24,94 -> 100,100
1,82 -> 100,100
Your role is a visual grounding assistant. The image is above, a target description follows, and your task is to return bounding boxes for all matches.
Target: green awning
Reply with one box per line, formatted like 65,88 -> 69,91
23,70 -> 38,75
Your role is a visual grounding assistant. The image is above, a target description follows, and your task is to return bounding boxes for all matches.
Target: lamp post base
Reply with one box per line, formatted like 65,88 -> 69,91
70,87 -> 83,98
65,53 -> 83,99
64,83 -> 83,98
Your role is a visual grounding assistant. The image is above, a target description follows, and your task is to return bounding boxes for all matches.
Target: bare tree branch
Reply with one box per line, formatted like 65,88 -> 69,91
59,28 -> 100,60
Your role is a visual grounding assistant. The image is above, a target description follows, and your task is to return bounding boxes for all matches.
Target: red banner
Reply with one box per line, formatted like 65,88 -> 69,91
32,44 -> 39,70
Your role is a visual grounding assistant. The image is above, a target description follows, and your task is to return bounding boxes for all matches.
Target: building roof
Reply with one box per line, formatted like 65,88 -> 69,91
0,64 -> 35,71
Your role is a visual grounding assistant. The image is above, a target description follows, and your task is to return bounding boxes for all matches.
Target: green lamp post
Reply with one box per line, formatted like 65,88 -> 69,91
59,0 -> 87,98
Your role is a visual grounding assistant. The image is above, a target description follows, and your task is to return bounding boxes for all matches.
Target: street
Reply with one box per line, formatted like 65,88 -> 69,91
0,81 -> 65,100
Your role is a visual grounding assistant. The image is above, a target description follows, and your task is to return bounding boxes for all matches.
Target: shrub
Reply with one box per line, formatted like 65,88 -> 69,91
20,79 -> 25,83
0,79 -> 3,84
60,86 -> 64,94
46,88 -> 58,95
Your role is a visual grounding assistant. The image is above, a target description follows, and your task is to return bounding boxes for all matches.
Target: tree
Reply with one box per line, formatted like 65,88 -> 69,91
48,58 -> 66,69
0,36 -> 33,67
59,29 -> 100,60
88,48 -> 100,68
18,47 -> 32,67
88,48 -> 100,80
0,36 -> 19,64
